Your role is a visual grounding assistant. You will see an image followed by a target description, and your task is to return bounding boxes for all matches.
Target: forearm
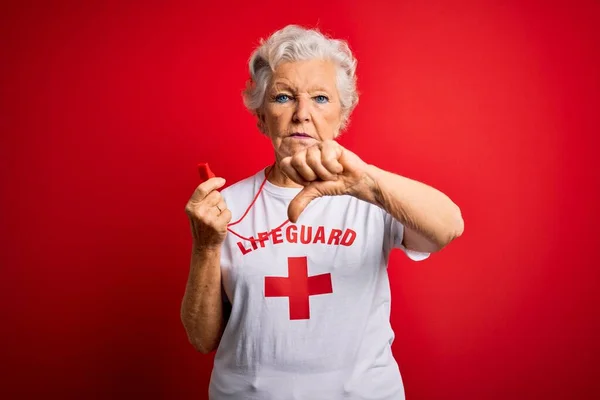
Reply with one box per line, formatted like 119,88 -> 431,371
180,246 -> 224,354
359,164 -> 464,251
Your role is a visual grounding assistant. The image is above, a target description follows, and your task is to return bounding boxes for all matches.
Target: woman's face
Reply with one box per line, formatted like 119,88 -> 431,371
259,59 -> 343,160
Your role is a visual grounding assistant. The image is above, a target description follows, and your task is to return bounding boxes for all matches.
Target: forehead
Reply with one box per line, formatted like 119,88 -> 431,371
270,59 -> 338,91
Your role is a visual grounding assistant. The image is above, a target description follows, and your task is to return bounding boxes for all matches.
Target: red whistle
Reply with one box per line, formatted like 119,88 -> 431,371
197,162 -> 216,182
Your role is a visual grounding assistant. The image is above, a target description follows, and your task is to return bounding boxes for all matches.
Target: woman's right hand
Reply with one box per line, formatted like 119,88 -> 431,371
185,177 -> 231,250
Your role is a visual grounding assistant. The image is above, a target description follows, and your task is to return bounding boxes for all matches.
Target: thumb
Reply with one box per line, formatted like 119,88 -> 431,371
287,183 -> 323,223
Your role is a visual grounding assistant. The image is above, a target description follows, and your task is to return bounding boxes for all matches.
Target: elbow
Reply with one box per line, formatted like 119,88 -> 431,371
191,340 -> 217,355
434,206 -> 464,250
444,205 -> 465,245
454,206 -> 465,238
452,206 -> 465,239
185,330 -> 218,354
180,315 -> 218,354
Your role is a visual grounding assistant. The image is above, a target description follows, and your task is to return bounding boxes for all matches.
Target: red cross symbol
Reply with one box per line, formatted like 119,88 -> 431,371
264,256 -> 333,320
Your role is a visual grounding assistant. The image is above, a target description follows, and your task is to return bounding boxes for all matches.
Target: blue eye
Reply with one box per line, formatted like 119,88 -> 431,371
314,95 -> 329,104
275,94 -> 291,103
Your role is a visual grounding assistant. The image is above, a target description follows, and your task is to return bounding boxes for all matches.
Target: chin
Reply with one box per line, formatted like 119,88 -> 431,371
276,144 -> 304,159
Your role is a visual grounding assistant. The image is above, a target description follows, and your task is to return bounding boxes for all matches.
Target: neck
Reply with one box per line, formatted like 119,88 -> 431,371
266,162 -> 303,188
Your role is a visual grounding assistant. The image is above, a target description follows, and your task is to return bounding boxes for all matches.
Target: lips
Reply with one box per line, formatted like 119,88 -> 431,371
290,132 -> 311,138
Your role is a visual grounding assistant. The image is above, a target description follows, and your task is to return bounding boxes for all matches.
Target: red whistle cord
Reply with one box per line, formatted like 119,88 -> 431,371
198,162 -> 290,243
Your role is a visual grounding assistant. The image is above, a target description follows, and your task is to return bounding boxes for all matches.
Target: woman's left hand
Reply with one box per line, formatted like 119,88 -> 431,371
281,140 -> 373,223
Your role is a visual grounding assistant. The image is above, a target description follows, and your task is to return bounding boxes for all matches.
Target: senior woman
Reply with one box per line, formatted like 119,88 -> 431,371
181,25 -> 464,400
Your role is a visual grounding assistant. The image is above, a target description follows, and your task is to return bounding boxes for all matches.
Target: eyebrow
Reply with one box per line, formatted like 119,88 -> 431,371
307,85 -> 332,92
271,82 -> 332,93
271,82 -> 293,91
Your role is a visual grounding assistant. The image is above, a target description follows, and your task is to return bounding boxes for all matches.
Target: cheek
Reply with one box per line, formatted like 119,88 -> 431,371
317,107 -> 342,127
265,106 -> 287,125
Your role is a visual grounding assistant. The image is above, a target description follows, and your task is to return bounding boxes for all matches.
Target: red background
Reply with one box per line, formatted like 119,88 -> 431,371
1,1 -> 599,399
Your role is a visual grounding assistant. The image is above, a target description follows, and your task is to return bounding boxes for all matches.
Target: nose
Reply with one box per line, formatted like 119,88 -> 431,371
292,96 -> 311,123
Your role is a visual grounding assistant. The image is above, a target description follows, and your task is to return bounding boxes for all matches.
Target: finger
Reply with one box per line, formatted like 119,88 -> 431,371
320,141 -> 344,174
186,192 -> 218,220
306,145 -> 337,181
290,152 -> 318,181
192,177 -> 226,201
280,157 -> 310,186
207,203 -> 223,218
216,198 -> 227,212
287,184 -> 321,223
216,208 -> 232,225
212,198 -> 228,216
185,190 -> 223,221
200,190 -> 222,207
203,194 -> 231,224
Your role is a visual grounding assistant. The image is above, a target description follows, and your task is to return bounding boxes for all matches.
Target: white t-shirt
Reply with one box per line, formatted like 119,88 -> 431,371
209,167 -> 430,400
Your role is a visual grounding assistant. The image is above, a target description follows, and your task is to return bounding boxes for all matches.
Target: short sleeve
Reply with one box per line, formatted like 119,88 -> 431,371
384,211 -> 430,262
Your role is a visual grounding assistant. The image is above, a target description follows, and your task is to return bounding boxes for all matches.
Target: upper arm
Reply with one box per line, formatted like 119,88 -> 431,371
402,225 -> 442,254
385,212 -> 430,262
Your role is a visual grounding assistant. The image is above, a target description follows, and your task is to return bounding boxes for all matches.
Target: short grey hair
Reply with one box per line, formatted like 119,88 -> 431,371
242,25 -> 359,131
